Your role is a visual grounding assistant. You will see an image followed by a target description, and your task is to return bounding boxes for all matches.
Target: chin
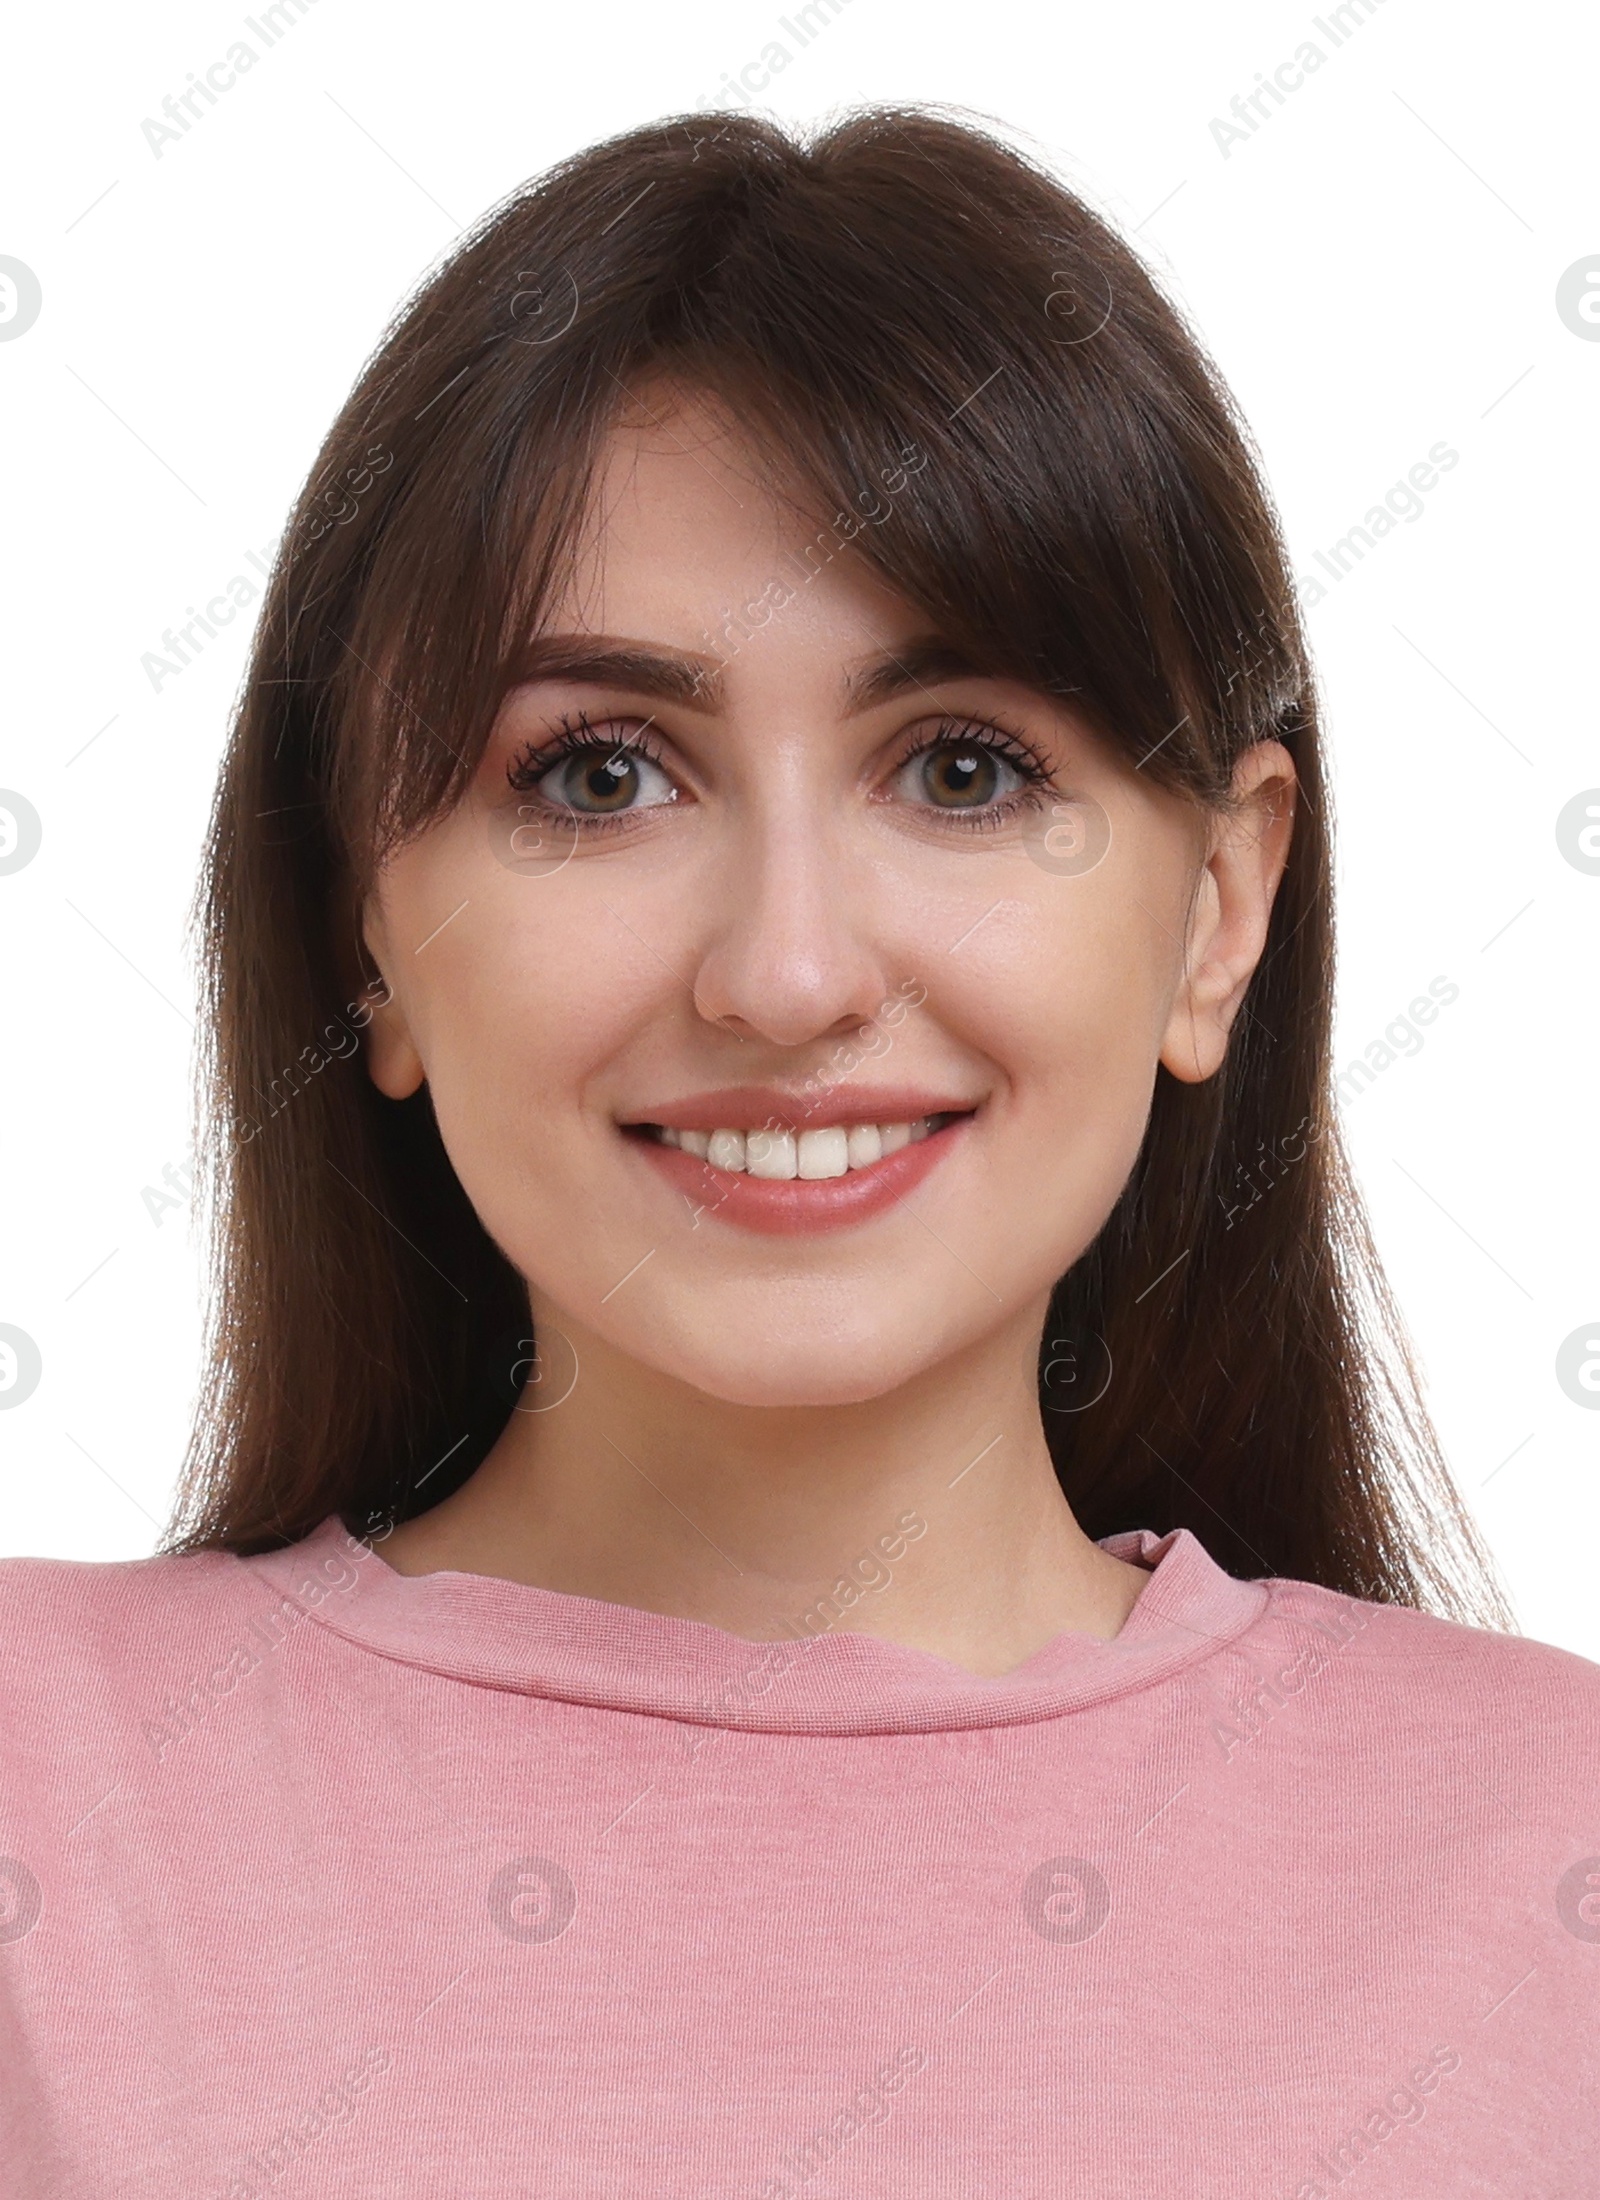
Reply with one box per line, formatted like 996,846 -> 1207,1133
636,1305 -> 942,1411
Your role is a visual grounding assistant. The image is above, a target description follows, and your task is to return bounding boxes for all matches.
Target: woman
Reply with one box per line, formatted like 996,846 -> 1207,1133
2,103 -> 1594,2198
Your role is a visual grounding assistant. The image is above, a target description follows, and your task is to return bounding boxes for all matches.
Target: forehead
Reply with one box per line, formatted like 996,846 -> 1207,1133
539,382 -> 921,652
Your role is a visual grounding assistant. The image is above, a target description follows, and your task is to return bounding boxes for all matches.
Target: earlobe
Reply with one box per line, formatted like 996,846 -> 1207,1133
1158,942 -> 1235,1087
358,910 -> 426,1100
362,988 -> 426,1100
1157,739 -> 1296,1087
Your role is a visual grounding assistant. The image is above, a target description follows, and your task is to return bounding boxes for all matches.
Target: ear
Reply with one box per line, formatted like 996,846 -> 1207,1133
358,897 -> 426,1101
1159,739 -> 1297,1086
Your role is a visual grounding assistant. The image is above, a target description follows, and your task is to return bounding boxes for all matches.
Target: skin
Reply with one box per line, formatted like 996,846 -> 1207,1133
359,383 -> 1296,1677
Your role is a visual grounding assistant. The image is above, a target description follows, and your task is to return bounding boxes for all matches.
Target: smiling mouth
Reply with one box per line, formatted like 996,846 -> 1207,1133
625,1111 -> 973,1181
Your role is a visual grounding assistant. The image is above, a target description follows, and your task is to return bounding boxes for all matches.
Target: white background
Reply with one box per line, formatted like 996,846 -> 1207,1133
1,0 -> 1594,1654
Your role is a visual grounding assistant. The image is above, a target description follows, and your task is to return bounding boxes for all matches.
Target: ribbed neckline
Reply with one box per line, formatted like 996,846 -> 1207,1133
240,1516 -> 1268,1736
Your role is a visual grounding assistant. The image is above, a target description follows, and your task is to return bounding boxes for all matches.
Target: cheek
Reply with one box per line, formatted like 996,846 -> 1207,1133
958,871 -> 1175,1108
938,874 -> 1177,1253
394,867 -> 655,1198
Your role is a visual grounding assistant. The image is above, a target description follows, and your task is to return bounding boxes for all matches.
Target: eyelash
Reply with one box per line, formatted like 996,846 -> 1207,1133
899,715 -> 1057,830
505,711 -> 668,820
503,708 -> 1058,834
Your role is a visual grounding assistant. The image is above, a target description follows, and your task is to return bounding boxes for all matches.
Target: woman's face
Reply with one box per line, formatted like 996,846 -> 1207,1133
361,387 -> 1291,1407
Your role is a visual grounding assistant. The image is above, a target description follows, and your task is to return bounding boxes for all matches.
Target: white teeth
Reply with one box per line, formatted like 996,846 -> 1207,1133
846,1123 -> 883,1169
797,1127 -> 849,1179
656,1117 -> 950,1178
706,1128 -> 747,1173
746,1127 -> 797,1179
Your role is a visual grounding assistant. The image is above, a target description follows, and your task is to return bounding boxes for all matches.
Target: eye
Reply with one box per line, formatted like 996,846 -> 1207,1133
888,717 -> 1054,820
542,745 -> 675,815
507,713 -> 678,819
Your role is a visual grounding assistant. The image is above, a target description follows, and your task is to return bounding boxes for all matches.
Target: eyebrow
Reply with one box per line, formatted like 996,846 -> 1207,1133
506,633 -> 997,716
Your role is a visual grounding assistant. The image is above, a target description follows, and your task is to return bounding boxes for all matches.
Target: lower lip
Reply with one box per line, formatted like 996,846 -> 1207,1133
625,1115 -> 975,1236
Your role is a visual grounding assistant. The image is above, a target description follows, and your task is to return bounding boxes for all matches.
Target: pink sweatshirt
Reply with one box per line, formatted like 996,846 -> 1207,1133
1,1512 -> 1596,2198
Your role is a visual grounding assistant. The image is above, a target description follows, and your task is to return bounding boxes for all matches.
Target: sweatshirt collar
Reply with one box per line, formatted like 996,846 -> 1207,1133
240,1515 -> 1267,1736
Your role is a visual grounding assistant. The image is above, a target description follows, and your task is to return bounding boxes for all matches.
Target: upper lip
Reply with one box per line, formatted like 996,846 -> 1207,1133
620,1085 -> 983,1134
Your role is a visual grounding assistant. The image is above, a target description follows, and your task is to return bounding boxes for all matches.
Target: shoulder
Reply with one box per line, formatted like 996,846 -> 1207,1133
0,1538 -> 247,1636
0,1545 -> 253,1866
0,1521 -> 382,1752
1260,1571 -> 1600,1695
1231,1571 -> 1600,1783
0,1541 -> 255,1734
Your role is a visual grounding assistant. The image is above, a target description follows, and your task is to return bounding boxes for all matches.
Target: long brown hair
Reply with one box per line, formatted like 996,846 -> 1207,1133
167,101 -> 1511,1627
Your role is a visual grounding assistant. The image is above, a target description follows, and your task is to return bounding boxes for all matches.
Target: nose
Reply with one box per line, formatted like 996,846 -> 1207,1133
688,803 -> 896,1049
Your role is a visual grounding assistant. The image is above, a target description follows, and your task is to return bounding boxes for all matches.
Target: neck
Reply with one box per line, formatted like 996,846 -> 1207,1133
374,1296 -> 1149,1677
